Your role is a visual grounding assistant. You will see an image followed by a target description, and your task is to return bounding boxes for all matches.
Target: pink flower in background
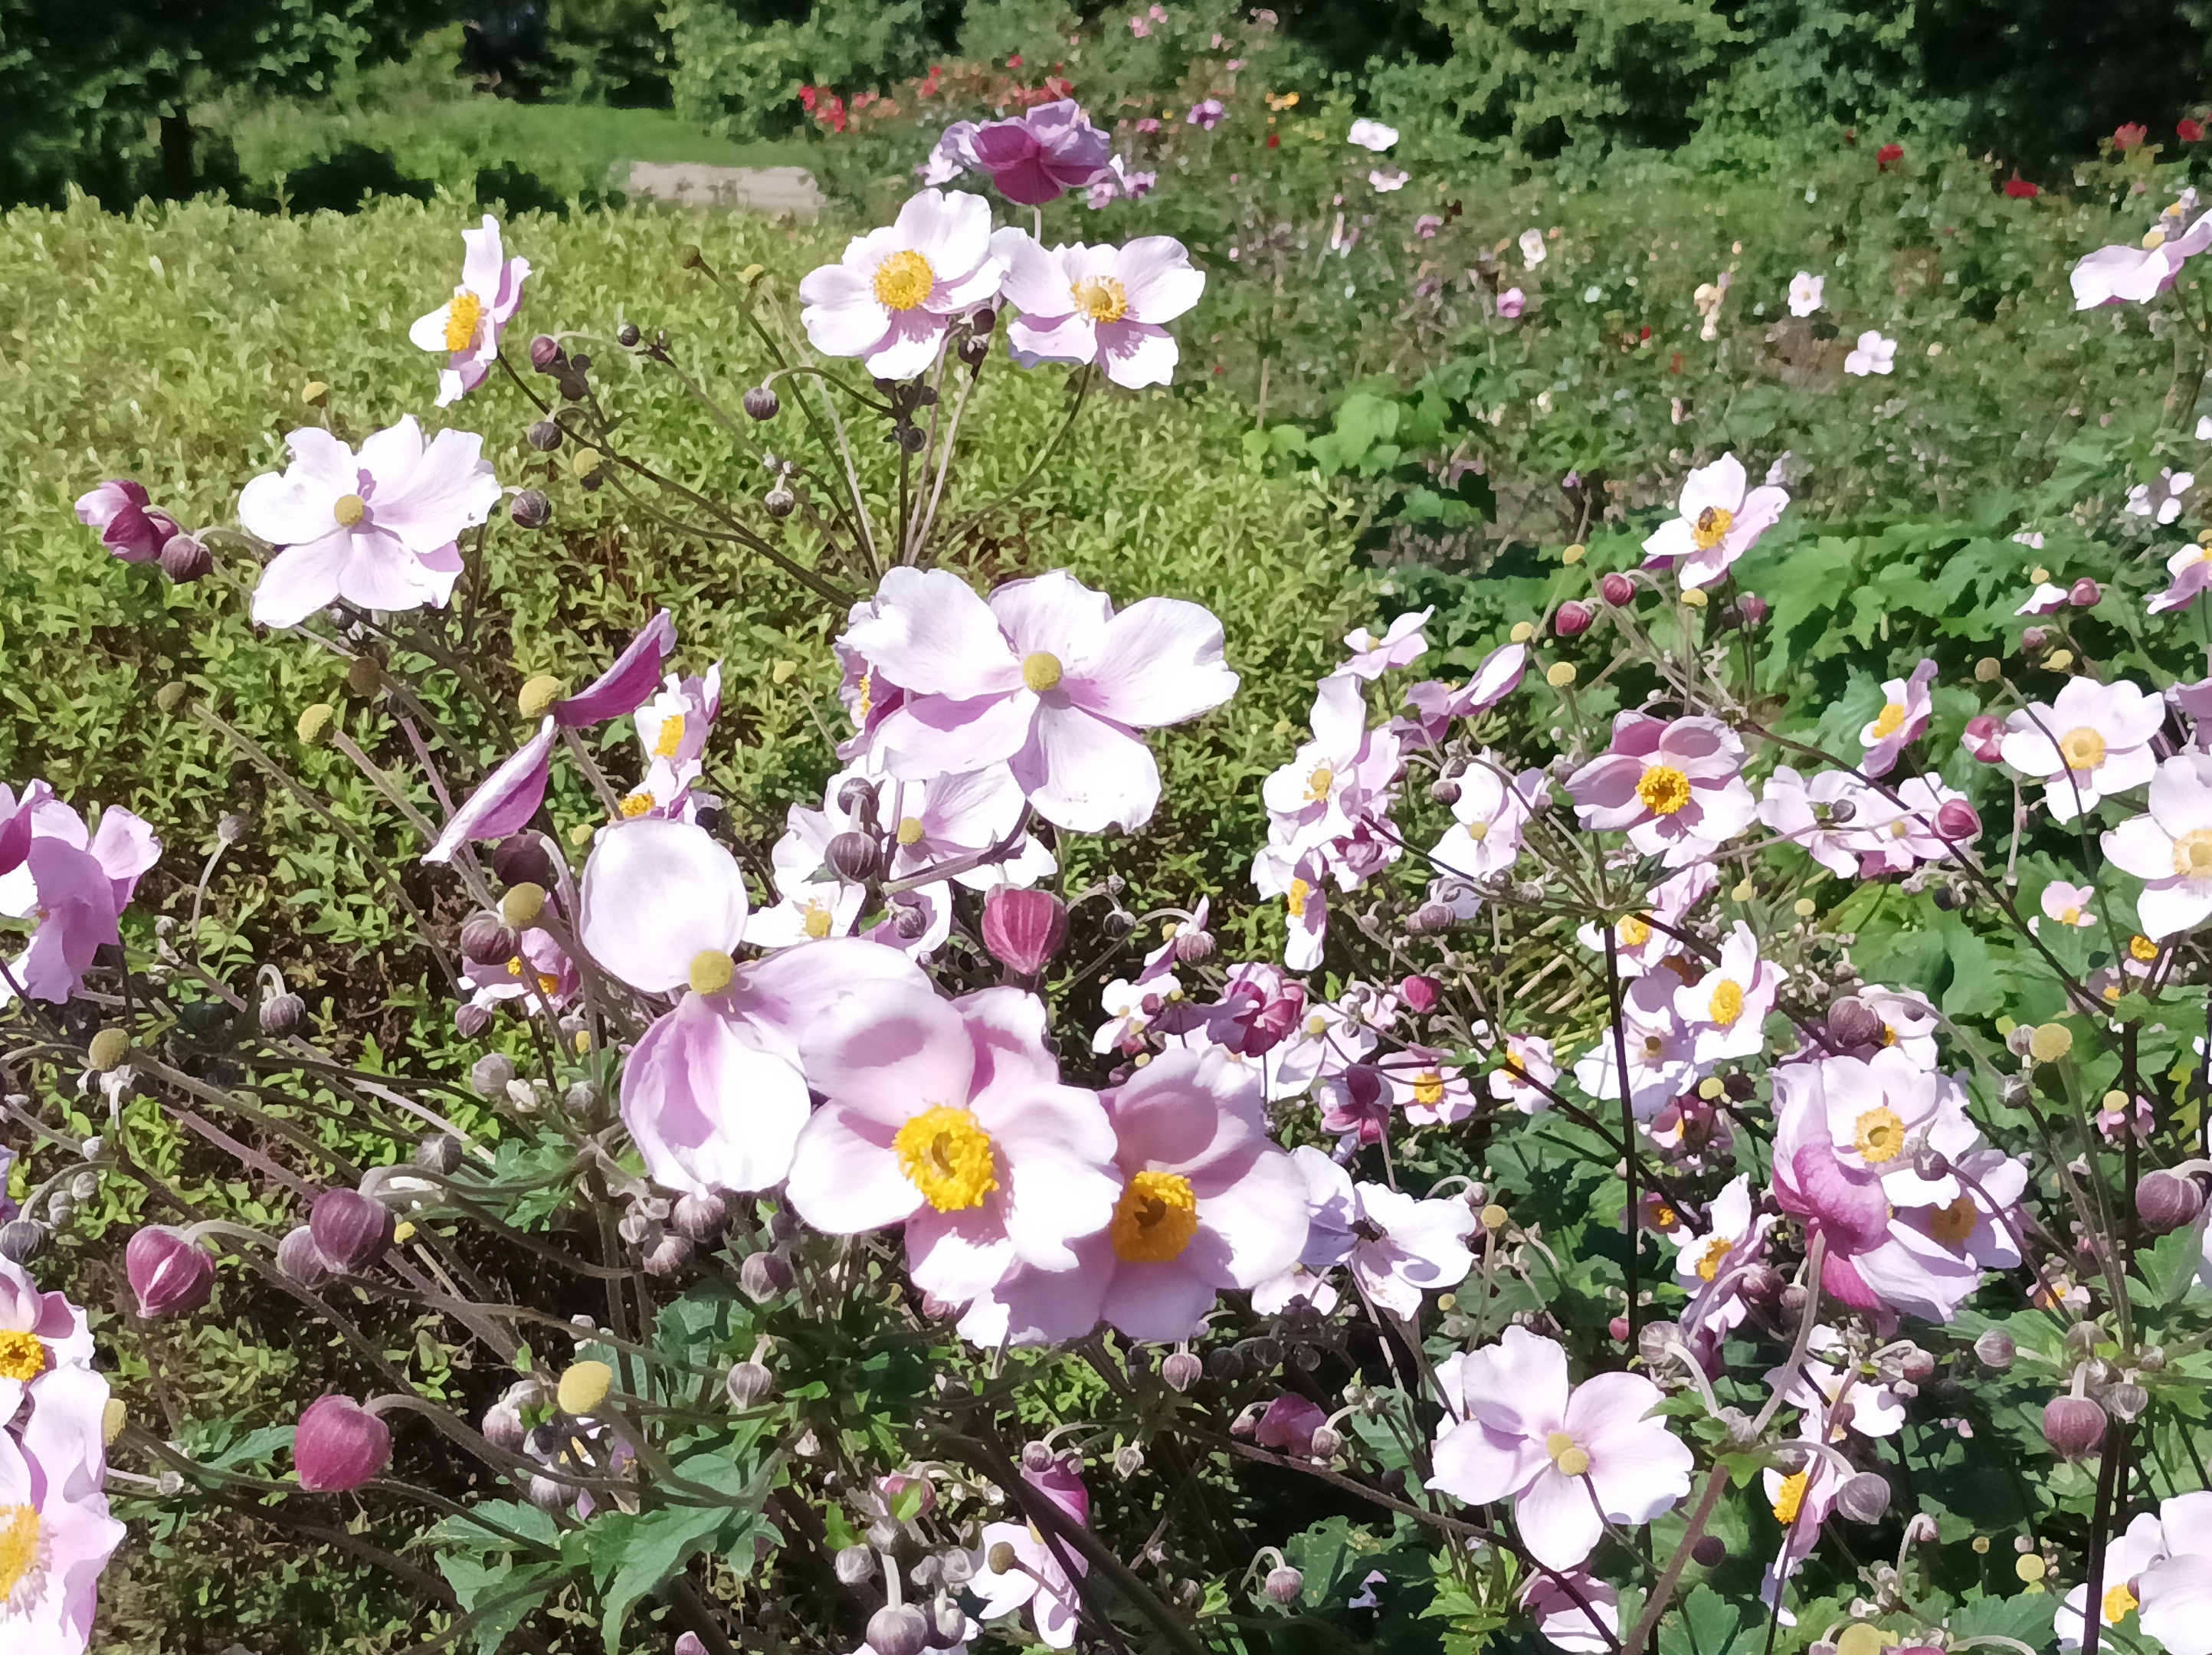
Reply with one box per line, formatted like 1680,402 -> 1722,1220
408,214 -> 530,405
1496,287 -> 1525,318
1261,675 -> 1399,854
1640,454 -> 1789,588
1398,644 -> 1527,742
239,418 -> 500,628
1672,1175 -> 1771,1349
2037,879 -> 2098,930
928,100 -> 1111,205
74,480 -> 179,564
2102,752 -> 2212,939
1673,921 -> 1781,1063
2150,541 -> 2212,613
1522,1571 -> 1620,1654
1572,972 -> 1697,1116
623,666 -> 724,821
0,785 -> 159,1005
2128,467 -> 2194,523
1565,713 -> 1755,865
1859,657 -> 1937,777
1787,271 -> 1824,316
2001,675 -> 2164,822
1428,1326 -> 1691,1568
1339,608 -> 1431,679
1489,1033 -> 1558,1113
963,1047 -> 1309,1344
1187,98 -> 1225,129
783,985 -> 1119,1309
995,231 -> 1206,388
1433,757 -> 1548,883
2073,215 -> 2212,307
1347,118 -> 1399,151
799,190 -> 1005,380
843,568 -> 1238,833
1254,1393 -> 1327,1455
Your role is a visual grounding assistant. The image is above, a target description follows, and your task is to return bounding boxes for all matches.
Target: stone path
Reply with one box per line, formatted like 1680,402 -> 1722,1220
624,163 -> 826,220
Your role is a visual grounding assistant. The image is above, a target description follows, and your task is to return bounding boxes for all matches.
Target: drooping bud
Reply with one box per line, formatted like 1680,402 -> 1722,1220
510,490 -> 551,529
159,533 -> 213,583
1162,1350 -> 1203,1392
742,385 -> 781,420
1935,798 -> 1981,843
277,1224 -> 333,1287
1600,572 -> 1635,606
867,1604 -> 929,1655
480,1399 -> 526,1451
526,1474 -> 570,1512
1263,1565 -> 1304,1604
1307,1424 -> 1344,1460
2043,1393 -> 2107,1460
259,990 -> 306,1037
1835,1471 -> 1892,1523
0,1221 -> 44,1263
1961,714 -> 2004,763
616,322 -> 641,348
834,1545 -> 877,1585
2022,624 -> 2050,653
726,1358 -> 773,1409
1399,974 -> 1441,1014
528,335 -> 564,372
415,1134 -> 464,1176
740,1250 -> 794,1301
294,1395 -> 392,1491
1553,599 -> 1594,637
764,484 -> 796,518
454,1003 -> 493,1038
471,1053 -> 516,1098
982,886 -> 1068,976
1735,592 -> 1768,626
1826,995 -> 1883,1050
2069,578 -> 2102,608
310,1188 -> 394,1273
1172,924 -> 1216,963
126,1225 -> 215,1319
671,1191 -> 729,1239
2137,1170 -> 2205,1234
2109,1381 -> 2151,1421
822,831 -> 881,884
460,912 -> 518,965
526,419 -> 563,451
1690,1534 -> 1727,1567
490,836 -> 557,890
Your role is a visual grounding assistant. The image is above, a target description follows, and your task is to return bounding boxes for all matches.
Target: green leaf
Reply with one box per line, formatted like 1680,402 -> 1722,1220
437,1556 -> 564,1655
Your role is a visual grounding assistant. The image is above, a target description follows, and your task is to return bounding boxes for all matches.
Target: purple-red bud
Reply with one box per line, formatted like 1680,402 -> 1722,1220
1162,1350 -> 1202,1392
295,1394 -> 392,1491
1934,798 -> 1981,843
2043,1393 -> 2108,1460
1735,592 -> 1768,626
159,533 -> 212,583
2069,578 -> 2102,608
1553,600 -> 1594,637
1263,1565 -> 1304,1604
1399,973 -> 1441,1014
310,1188 -> 393,1273
276,1224 -> 333,1287
528,335 -> 565,372
981,886 -> 1067,977
2137,1169 -> 2206,1234
126,1225 -> 215,1319
1599,572 -> 1635,606
2022,625 -> 2050,652
1962,714 -> 2005,764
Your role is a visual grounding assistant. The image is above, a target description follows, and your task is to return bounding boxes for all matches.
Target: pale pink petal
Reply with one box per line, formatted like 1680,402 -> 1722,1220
424,718 -> 555,864
250,535 -> 351,628
1115,237 -> 1206,322
1067,595 -> 1239,728
369,428 -> 500,553
805,985 -> 977,1126
1516,1467 -> 1606,1570
785,1102 -> 922,1232
847,568 -> 1021,697
1017,706 -> 1160,832
621,994 -> 810,1193
988,569 -> 1116,665
577,818 -> 751,993
1094,320 -> 1179,388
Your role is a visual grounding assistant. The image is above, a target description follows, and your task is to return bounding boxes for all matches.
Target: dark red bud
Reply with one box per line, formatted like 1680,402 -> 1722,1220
294,1394 -> 392,1491
126,1225 -> 215,1318
2069,578 -> 2102,608
981,886 -> 1067,976
1600,572 -> 1635,606
1963,714 -> 2005,763
310,1188 -> 393,1273
1399,974 -> 1441,1013
1935,798 -> 1981,842
1553,600 -> 1594,637
528,335 -> 565,372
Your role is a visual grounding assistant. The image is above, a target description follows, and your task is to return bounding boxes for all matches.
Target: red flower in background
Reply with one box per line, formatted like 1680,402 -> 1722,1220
1876,143 -> 1904,170
798,84 -> 818,112
1008,52 -> 1024,67
2115,122 -> 2149,150
2183,117 -> 2207,142
2003,173 -> 2040,198
1266,132 -> 1280,148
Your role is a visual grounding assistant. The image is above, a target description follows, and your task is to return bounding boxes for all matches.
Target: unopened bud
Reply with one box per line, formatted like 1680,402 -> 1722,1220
1399,974 -> 1441,1013
1172,926 -> 1216,964
510,489 -> 552,529
0,1221 -> 42,1263
529,336 -> 564,372
259,991 -> 306,1037
835,1544 -> 877,1585
740,1250 -> 794,1301
2138,1170 -> 2205,1234
1935,798 -> 1981,842
2069,578 -> 2102,608
2022,625 -> 2050,652
415,1134 -> 464,1175
1825,995 -> 1883,1049
1600,572 -> 1635,605
1162,1350 -> 1202,1391
726,1360 -> 773,1409
159,533 -> 212,583
2043,1394 -> 2107,1460
460,912 -> 519,965
470,1053 -> 516,1099
2109,1381 -> 2150,1421
743,385 -> 781,420
1263,1565 -> 1304,1604
1836,1471 -> 1892,1523
1691,1534 -> 1727,1567
1308,1424 -> 1343,1460
982,886 -> 1068,975
616,322 -> 641,348
823,831 -> 881,884
764,485 -> 797,518
480,1400 -> 526,1451
672,1191 -> 729,1239
643,1232 -> 693,1276
526,419 -> 564,451
1553,600 -> 1594,637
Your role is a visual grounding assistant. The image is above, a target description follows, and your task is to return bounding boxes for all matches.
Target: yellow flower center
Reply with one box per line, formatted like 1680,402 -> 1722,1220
1413,1071 -> 1445,1107
537,972 -> 559,995
801,900 -> 834,940
1697,1236 -> 1732,1282
1929,1195 -> 1978,1248
618,789 -> 654,818
2058,726 -> 2106,771
0,1503 -> 38,1603
2105,1585 -> 2140,1625
1693,504 -> 1735,550
1544,1431 -> 1591,1478
2174,830 -> 2212,879
653,713 -> 686,759
896,816 -> 926,846
1637,765 -> 1693,816
1463,819 -> 1489,842
1303,765 -> 1335,802
0,1331 -> 44,1384
893,1105 -> 1000,1212
1617,914 -> 1652,947
1110,1169 -> 1200,1263
857,670 -> 874,719
873,249 -> 936,311
1771,1470 -> 1810,1526
1286,877 -> 1312,919
1870,702 -> 1907,739
443,290 -> 485,352
2131,933 -> 2161,962
1071,274 -> 1130,323
333,493 -> 366,528
2058,906 -> 2083,926
689,949 -> 735,995
1021,651 -> 1063,693
1709,979 -> 1745,1027
1853,1106 -> 1906,1163
2145,228 -> 2171,251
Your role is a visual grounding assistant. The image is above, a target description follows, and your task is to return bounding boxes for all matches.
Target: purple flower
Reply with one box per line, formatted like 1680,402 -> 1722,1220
929,100 -> 1111,205
1187,98 -> 1225,129
74,480 -> 179,564
995,229 -> 1205,388
0,785 -> 160,1005
1496,287 -> 1525,319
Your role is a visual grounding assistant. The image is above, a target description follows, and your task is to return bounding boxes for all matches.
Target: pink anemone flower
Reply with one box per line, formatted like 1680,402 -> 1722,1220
0,785 -> 159,1005
929,100 -> 1111,205
408,214 -> 530,406
2072,213 -> 2212,307
238,418 -> 500,628
1673,920 -> 1781,1063
994,230 -> 1206,389
0,1361 -> 125,1648
2138,1493 -> 2212,1655
2000,675 -> 2164,823
842,568 -> 1239,834
1522,1570 -> 1620,1653
1397,643 -> 1529,743
974,1516 -> 1084,1647
0,1254 -> 93,1427
1640,454 -> 1788,588
74,480 -> 179,564
1565,713 -> 1755,866
1859,657 -> 1937,777
783,984 -> 1121,1309
1757,765 -> 1875,878
961,1047 -> 1309,1344
2102,751 -> 2212,939
2151,541 -> 2212,614
799,189 -> 1005,381
1427,1325 -> 1692,1568
2060,1512 -> 2169,1650
1339,608 -> 1431,679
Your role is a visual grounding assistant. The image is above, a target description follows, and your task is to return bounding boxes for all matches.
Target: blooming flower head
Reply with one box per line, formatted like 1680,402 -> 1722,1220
1671,1174 -> 1771,1347
238,418 -> 500,628
2038,878 -> 2098,930
1489,1033 -> 1558,1113
2128,467 -> 2195,524
0,1362 -> 124,1649
784,984 -> 1121,1309
2151,539 -> 2212,613
1518,229 -> 1547,267
1758,1433 -> 1843,1623
1758,765 -> 1876,879
928,100 -> 1109,205
995,231 -> 1205,389
621,666 -> 724,822
1565,712 -> 1756,864
1432,757 -> 1547,882
1397,644 -> 1526,744
1261,674 -> 1400,857
408,215 -> 530,406
798,189 -> 1005,380
1572,972 -> 1699,1116
2138,1493 -> 2212,1655
1843,330 -> 1896,375
1339,608 -> 1430,679
0,1255 -> 91,1428
1859,657 -> 1937,778
843,568 -> 1238,833
2103,751 -> 2212,939
2072,213 -> 2212,308
2000,675 -> 2165,823
2060,1512 -> 2169,1650
1673,921 -> 1781,1063
1640,454 -> 1789,588
74,480 -> 179,564
1522,1571 -> 1620,1654
1787,271 -> 1824,316
974,1517 -> 1083,1647
0,785 -> 160,1005
1427,1326 -> 1692,1568
1346,118 -> 1399,151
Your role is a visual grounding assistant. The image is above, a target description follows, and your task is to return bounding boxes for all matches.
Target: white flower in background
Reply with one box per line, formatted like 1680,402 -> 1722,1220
1369,168 -> 1410,192
1844,331 -> 1896,376
1788,271 -> 1824,316
1519,228 -> 1548,267
2128,468 -> 2194,525
1346,119 -> 1399,151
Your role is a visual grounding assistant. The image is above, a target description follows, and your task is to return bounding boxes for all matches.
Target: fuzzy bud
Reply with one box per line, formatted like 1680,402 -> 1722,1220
529,335 -> 564,372
1600,572 -> 1634,605
480,1400 -> 526,1451
1263,1565 -> 1304,1604
0,1222 -> 43,1264
1691,1534 -> 1727,1567
867,1605 -> 928,1655
643,1233 -> 693,1276
159,533 -> 212,583
1935,798 -> 1981,843
310,1188 -> 393,1273
743,385 -> 781,420
823,831 -> 881,884
1835,1472 -> 1892,1523
671,1191 -> 729,1239
526,419 -> 563,452
1553,600 -> 1594,637
276,1224 -> 333,1286
460,912 -> 518,965
471,1053 -> 516,1099
294,1396 -> 392,1491
1308,1424 -> 1344,1460
126,1225 -> 215,1319
834,1545 -> 877,1585
2043,1394 -> 2108,1460
1735,592 -> 1768,626
2069,578 -> 2102,608
726,1360 -> 774,1409
2137,1169 -> 2205,1234
1398,974 -> 1441,1013
259,991 -> 306,1037
1825,995 -> 1883,1050
982,886 -> 1068,976
740,1250 -> 794,1301
1162,1350 -> 1202,1392
510,488 -> 552,529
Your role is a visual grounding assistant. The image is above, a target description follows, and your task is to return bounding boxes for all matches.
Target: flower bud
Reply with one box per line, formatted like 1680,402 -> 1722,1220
527,1473 -> 570,1512
2069,578 -> 2102,608
926,1595 -> 968,1649
740,1250 -> 794,1301
764,484 -> 797,518
0,1221 -> 44,1264
294,1395 -> 392,1491
126,1225 -> 215,1318
1599,572 -> 1635,606
510,489 -> 551,529
983,887 -> 1068,976
480,1399 -> 526,1451
460,912 -> 518,965
1172,925 -> 1216,964
834,1544 -> 877,1584
616,322 -> 641,348
529,335 -> 564,372
526,419 -> 564,452
2043,1393 -> 2107,1460
1308,1424 -> 1343,1460
259,990 -> 306,1037
1826,995 -> 1884,1050
1961,714 -> 2004,763
643,1232 -> 693,1276
1935,798 -> 1981,842
672,1191 -> 729,1239
726,1359 -> 773,1408
277,1224 -> 333,1286
867,1605 -> 929,1655
2137,1169 -> 2205,1234
310,1188 -> 393,1273
1735,592 -> 1768,626
2022,624 -> 2050,652
2110,1380 -> 2151,1421
1835,1471 -> 1892,1523
823,831 -> 881,884
1691,1534 -> 1727,1567
159,533 -> 212,583
471,1054 -> 516,1100
1553,600 -> 1594,637
743,385 -> 781,420
1162,1350 -> 1202,1392
414,1134 -> 464,1177
1264,1565 -> 1304,1604
1399,974 -> 1441,1014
